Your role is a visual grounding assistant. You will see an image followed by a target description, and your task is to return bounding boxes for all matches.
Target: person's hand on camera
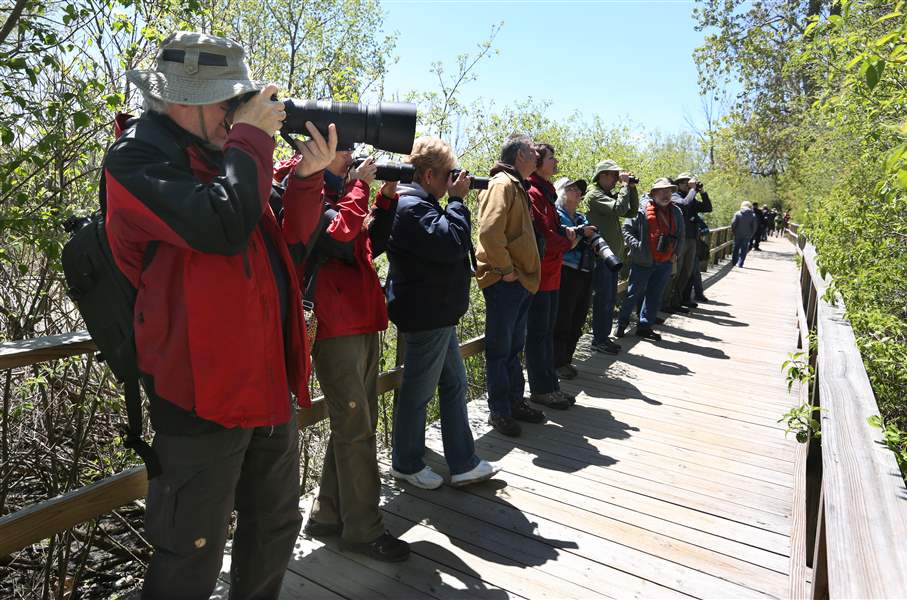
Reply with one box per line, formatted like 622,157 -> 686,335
448,170 -> 471,199
502,271 -> 519,282
619,171 -> 631,186
233,84 -> 285,137
581,225 -> 597,238
349,156 -> 377,185
380,180 -> 397,199
565,227 -> 577,242
293,121 -> 338,178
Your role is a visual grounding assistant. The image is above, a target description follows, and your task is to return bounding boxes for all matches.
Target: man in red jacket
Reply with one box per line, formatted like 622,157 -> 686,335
108,32 -> 335,598
300,150 -> 410,562
526,143 -> 577,411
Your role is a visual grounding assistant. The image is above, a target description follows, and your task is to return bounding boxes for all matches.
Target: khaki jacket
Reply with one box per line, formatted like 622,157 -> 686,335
475,171 -> 541,292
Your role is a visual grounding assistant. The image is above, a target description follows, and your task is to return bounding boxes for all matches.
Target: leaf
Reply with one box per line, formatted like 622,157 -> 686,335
0,126 -> 12,145
804,21 -> 819,37
73,111 -> 90,128
861,58 -> 885,91
828,14 -> 843,26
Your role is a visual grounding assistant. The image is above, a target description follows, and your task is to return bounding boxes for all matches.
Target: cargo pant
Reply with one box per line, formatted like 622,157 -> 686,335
142,405 -> 302,600
310,332 -> 385,544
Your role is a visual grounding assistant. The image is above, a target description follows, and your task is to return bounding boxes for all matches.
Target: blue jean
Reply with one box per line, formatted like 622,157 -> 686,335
733,236 -> 752,266
392,326 -> 480,476
617,261 -> 673,329
483,280 -> 532,417
526,289 -> 559,394
592,259 -> 618,343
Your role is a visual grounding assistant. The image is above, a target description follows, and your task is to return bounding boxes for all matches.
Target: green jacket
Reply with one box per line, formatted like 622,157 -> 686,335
584,183 -> 638,256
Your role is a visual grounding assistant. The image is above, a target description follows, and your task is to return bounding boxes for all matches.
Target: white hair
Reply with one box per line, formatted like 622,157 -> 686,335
142,92 -> 171,114
741,201 -> 753,210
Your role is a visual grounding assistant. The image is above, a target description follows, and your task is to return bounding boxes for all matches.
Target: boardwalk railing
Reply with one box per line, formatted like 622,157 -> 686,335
786,225 -> 907,599
0,226 -> 734,559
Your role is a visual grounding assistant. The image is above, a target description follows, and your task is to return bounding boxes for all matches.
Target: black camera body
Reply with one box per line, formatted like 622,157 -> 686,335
694,181 -> 704,191
628,175 -> 640,185
656,234 -> 677,253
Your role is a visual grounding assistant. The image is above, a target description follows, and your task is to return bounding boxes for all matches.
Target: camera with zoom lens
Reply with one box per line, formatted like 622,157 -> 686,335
628,175 -> 640,185
694,181 -> 704,191
589,234 -> 623,272
228,93 -> 418,153
656,234 -> 677,253
350,159 -> 489,189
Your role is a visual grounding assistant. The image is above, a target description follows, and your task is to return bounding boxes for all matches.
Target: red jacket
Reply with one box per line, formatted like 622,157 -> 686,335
528,174 -> 572,292
105,113 -> 322,429
309,179 -> 396,340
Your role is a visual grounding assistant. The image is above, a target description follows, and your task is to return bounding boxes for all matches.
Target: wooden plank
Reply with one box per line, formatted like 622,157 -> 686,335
473,436 -> 791,535
0,466 -> 147,558
494,413 -> 795,503
383,471 -> 778,598
0,330 -> 95,369
788,385 -> 811,599
381,512 -> 617,600
377,483 -> 678,599
811,252 -> 907,597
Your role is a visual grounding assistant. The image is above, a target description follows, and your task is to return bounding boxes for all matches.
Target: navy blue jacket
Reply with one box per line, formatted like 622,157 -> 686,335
386,183 -> 473,332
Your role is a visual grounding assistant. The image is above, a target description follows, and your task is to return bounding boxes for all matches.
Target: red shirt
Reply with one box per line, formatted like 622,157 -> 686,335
528,174 -> 572,292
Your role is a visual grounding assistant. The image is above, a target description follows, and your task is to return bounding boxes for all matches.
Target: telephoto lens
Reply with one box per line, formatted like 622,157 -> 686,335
351,158 -> 415,183
281,100 -> 417,153
589,234 -> 623,272
449,169 -> 490,190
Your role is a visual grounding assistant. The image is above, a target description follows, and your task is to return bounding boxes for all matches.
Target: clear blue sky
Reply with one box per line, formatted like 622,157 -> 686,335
379,0 -> 712,135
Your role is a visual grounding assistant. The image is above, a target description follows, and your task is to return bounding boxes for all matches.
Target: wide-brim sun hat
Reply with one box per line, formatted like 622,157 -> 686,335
674,171 -> 694,182
127,31 -> 264,106
592,159 -> 622,181
650,177 -> 677,193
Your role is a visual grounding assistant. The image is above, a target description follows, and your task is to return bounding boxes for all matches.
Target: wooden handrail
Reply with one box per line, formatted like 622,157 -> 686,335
0,222 -> 736,558
791,237 -> 907,599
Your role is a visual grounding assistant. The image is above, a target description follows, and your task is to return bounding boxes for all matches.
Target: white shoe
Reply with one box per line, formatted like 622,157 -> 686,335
391,466 -> 443,490
450,460 -> 501,487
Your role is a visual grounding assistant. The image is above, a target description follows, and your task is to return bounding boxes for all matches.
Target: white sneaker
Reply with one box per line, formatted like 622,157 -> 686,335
390,466 -> 443,490
450,460 -> 501,487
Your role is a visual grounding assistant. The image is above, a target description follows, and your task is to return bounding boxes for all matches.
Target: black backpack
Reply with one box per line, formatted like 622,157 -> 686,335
60,116 -> 191,480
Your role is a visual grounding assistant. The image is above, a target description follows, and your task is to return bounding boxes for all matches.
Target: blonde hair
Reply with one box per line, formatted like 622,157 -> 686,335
741,201 -> 753,210
405,136 -> 456,181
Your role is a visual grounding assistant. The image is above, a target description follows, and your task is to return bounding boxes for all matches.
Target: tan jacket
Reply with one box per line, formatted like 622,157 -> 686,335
475,171 -> 541,292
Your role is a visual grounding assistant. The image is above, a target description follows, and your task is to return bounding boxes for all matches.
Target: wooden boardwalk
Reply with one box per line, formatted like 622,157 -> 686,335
230,238 -> 802,599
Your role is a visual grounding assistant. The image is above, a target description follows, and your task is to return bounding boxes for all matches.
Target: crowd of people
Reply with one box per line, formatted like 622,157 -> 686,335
102,31 -> 783,599
730,202 -> 789,266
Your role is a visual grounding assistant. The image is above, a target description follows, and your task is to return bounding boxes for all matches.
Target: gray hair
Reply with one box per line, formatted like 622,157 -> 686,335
741,200 -> 753,210
142,92 -> 171,114
499,134 -> 532,166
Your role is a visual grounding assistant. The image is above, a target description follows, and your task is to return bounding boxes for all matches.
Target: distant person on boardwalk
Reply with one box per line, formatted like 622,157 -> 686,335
732,201 -> 758,267
475,134 -> 545,437
750,202 -> 765,250
613,178 -> 684,341
386,136 -> 499,490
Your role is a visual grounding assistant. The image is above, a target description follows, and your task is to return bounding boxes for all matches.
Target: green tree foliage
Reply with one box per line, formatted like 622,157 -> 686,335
695,0 -> 907,436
